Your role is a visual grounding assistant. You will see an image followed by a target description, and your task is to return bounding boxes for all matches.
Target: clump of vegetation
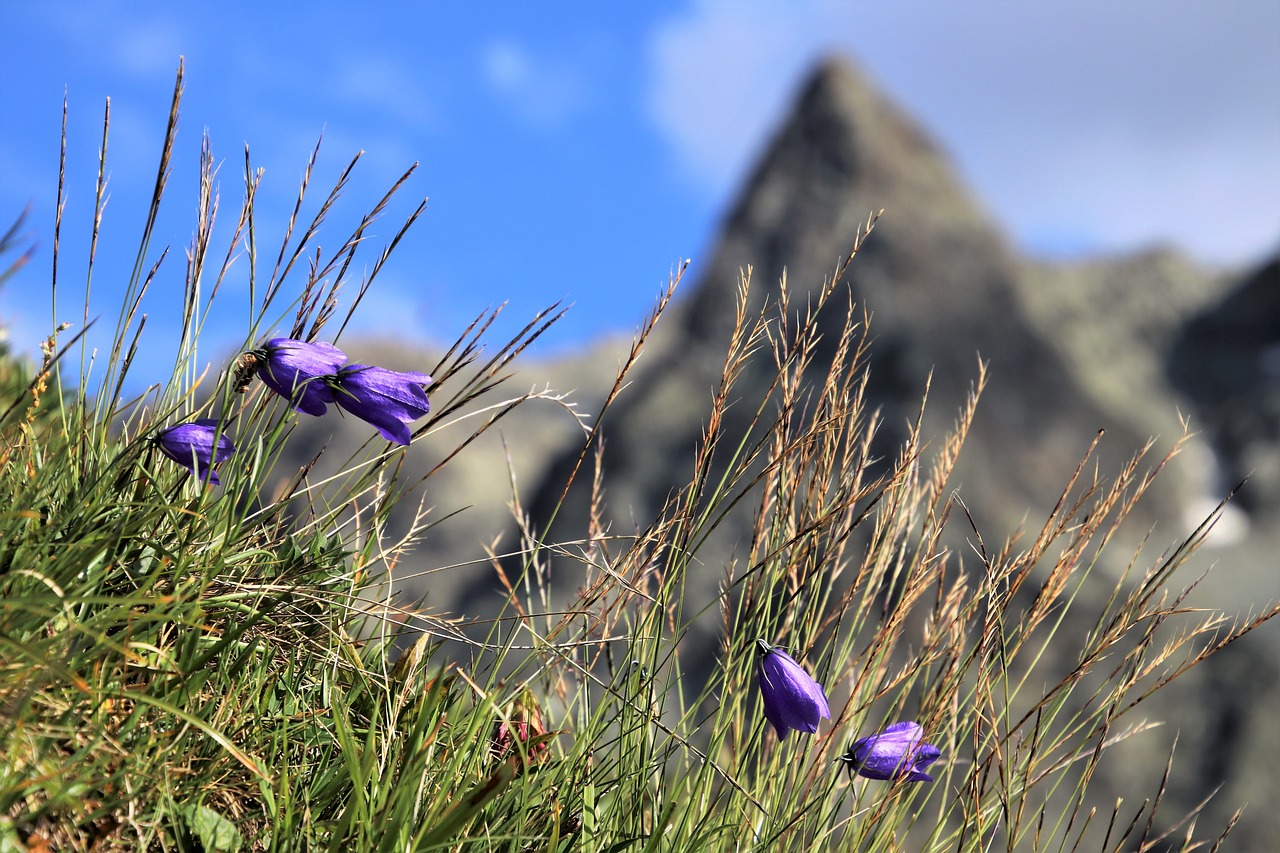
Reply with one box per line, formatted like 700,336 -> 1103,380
2,63 -> 1275,852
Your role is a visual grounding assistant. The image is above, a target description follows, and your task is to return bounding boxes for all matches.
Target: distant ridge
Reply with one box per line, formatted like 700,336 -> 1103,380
525,56 -> 1182,555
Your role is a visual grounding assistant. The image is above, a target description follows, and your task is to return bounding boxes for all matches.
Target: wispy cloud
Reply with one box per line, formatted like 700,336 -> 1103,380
110,19 -> 185,78
329,53 -> 439,131
480,38 -> 588,129
645,0 -> 1280,265
42,3 -> 186,79
645,2 -> 836,195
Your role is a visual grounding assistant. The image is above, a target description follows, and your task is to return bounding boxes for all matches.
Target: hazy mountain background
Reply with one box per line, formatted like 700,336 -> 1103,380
278,57 -> 1279,844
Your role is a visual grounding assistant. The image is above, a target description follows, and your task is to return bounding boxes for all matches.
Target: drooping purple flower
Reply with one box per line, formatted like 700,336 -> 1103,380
155,418 -> 236,485
838,721 -> 942,782
328,364 -> 432,446
755,638 -> 830,740
252,337 -> 348,416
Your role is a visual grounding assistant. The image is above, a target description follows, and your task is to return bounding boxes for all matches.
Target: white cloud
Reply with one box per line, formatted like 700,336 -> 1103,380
483,41 -> 532,92
645,3 -> 839,191
110,19 -> 185,78
35,3 -> 186,79
645,0 -> 1280,265
330,53 -> 439,131
480,39 -> 588,128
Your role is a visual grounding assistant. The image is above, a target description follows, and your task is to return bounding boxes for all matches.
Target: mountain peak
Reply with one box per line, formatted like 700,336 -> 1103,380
679,54 -> 998,342
774,54 -> 955,198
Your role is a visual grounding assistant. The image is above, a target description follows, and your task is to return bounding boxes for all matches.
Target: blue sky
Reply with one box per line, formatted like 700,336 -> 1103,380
2,1 -> 1278,374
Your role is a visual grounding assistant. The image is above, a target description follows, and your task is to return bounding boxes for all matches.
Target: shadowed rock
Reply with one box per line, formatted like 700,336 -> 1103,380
523,57 -> 1185,582
1170,254 -> 1280,516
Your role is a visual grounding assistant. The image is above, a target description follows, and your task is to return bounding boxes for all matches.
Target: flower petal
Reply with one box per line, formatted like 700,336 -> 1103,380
331,364 -> 432,445
155,418 -> 235,485
256,338 -> 348,416
840,720 -> 942,783
755,639 -> 830,739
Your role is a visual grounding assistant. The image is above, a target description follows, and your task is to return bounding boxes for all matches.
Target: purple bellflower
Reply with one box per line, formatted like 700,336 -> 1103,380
155,419 -> 236,485
252,338 -> 348,416
838,721 -> 941,782
328,364 -> 432,446
755,638 -> 830,740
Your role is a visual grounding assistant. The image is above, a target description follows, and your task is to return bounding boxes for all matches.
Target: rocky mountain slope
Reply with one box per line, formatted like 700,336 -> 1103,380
285,56 -> 1278,845
1171,254 -> 1280,517
524,58 -> 1217,555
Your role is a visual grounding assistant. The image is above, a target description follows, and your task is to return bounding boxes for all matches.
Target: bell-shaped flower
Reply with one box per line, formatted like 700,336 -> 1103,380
838,720 -> 941,782
155,418 -> 236,485
755,638 -> 830,739
252,337 -> 348,416
328,364 -> 432,446
490,687 -> 551,773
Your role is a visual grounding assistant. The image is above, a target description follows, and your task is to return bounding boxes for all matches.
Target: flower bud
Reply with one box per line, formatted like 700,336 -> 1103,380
755,638 -> 830,739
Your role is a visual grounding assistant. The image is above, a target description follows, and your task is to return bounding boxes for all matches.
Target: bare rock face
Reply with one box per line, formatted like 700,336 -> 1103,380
1170,255 -> 1280,516
1018,249 -> 1233,450
525,57 -> 1189,567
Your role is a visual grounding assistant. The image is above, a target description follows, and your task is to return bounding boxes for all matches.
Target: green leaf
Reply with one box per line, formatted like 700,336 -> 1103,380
0,818 -> 25,853
183,802 -> 244,853
416,763 -> 516,847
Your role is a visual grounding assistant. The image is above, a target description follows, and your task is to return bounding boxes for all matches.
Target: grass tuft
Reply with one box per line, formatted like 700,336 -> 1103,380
1,65 -> 1274,852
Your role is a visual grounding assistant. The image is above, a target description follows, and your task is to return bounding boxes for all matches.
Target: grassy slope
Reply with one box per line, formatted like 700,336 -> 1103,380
2,67 -> 1277,852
